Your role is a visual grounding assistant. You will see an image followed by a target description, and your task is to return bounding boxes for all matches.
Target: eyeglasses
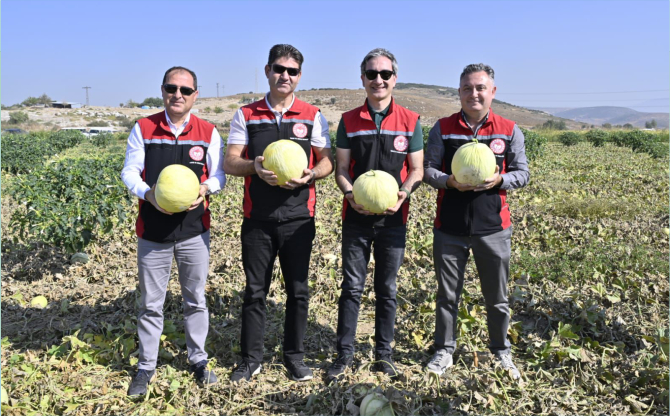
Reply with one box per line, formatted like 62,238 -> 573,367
272,64 -> 300,76
163,84 -> 196,96
364,70 -> 395,81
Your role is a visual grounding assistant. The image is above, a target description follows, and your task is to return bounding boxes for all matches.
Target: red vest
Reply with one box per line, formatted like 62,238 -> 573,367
241,98 -> 320,221
434,109 -> 515,235
341,99 -> 420,227
135,112 -> 215,242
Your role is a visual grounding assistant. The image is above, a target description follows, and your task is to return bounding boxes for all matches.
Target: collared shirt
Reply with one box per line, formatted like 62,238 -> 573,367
228,93 -> 331,148
165,110 -> 191,137
461,109 -> 490,138
121,111 -> 226,200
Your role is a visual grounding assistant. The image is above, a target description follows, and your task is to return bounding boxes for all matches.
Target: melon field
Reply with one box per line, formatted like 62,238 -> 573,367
1,130 -> 668,415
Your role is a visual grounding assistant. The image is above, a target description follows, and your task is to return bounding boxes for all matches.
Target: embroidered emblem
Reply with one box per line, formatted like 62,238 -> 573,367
189,146 -> 204,161
293,123 -> 308,138
490,139 -> 506,154
393,135 -> 409,152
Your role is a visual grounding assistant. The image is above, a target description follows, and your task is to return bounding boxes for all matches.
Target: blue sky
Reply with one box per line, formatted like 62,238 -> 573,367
2,0 -> 668,112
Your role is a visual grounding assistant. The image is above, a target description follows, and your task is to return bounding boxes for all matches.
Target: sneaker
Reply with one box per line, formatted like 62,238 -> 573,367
425,349 -> 453,376
325,354 -> 354,383
230,359 -> 262,383
127,369 -> 155,397
190,359 -> 218,385
283,358 -> 313,381
495,352 -> 521,380
372,354 -> 399,379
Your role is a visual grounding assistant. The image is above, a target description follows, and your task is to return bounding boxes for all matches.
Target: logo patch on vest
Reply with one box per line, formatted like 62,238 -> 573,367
393,135 -> 409,152
490,139 -> 506,154
292,123 -> 308,138
189,146 -> 205,161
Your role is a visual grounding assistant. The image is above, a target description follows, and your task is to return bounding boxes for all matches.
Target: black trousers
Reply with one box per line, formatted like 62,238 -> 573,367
240,217 -> 315,363
336,222 -> 407,356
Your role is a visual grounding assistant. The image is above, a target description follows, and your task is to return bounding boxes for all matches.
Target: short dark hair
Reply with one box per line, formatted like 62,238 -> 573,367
460,63 -> 494,82
162,66 -> 198,90
360,48 -> 398,75
267,44 -> 304,70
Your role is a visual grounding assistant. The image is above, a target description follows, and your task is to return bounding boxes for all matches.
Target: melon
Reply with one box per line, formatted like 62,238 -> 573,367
352,170 -> 399,214
451,139 -> 496,186
155,165 -> 200,213
30,295 -> 48,309
360,393 -> 394,416
262,140 -> 308,186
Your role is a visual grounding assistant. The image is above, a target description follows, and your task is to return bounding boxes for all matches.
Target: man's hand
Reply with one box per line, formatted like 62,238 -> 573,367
473,166 -> 502,192
384,190 -> 409,215
281,168 -> 314,190
144,184 -> 172,215
186,184 -> 208,211
254,156 -> 279,186
345,192 -> 372,215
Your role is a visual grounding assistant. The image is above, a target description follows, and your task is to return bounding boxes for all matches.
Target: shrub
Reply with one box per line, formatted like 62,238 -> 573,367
542,119 -> 567,130
227,104 -> 238,110
91,133 -> 114,148
214,107 -> 223,114
558,131 -> 580,146
203,107 -> 212,113
520,128 -> 547,162
330,97 -> 337,104
585,129 -> 609,147
9,111 -> 29,124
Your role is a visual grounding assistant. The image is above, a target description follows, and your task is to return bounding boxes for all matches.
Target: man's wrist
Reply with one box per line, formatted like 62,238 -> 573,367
444,174 -> 451,189
399,187 -> 411,201
307,169 -> 316,185
344,190 -> 353,196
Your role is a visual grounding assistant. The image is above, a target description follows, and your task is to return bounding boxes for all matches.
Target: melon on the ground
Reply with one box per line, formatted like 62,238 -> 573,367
352,170 -> 399,214
451,139 -> 496,186
155,165 -> 200,213
30,295 -> 48,309
262,140 -> 308,186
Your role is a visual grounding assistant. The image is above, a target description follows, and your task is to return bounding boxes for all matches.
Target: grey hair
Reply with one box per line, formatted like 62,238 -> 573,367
460,63 -> 495,82
360,48 -> 398,75
163,66 -> 197,90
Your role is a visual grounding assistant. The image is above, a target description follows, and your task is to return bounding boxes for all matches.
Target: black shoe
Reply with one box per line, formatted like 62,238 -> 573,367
284,359 -> 313,381
190,359 -> 218,385
326,354 -> 354,383
230,359 -> 262,383
372,354 -> 399,379
127,369 -> 155,397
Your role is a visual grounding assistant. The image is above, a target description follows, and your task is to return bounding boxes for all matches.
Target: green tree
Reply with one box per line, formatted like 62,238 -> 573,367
623,123 -> 634,129
602,123 -> 612,129
141,97 -> 164,107
542,119 -> 567,130
125,99 -> 140,108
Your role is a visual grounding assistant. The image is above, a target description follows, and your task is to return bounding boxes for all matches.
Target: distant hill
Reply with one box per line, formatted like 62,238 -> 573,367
533,106 -> 668,128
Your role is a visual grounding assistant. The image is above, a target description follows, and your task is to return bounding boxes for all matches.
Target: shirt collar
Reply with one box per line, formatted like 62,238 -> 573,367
265,93 -> 295,115
164,110 -> 191,129
461,109 -> 490,131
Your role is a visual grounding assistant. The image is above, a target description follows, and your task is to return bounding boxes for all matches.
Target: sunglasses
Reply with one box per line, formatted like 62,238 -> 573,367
163,84 -> 196,96
272,64 -> 300,76
364,70 -> 395,81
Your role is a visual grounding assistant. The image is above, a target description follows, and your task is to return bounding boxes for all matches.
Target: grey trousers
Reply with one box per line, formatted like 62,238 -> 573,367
433,226 -> 512,355
137,231 -> 210,370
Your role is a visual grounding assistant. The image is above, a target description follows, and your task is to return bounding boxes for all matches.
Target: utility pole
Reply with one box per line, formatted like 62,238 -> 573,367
255,69 -> 258,94
82,86 -> 91,107
216,83 -> 219,98
198,85 -> 203,95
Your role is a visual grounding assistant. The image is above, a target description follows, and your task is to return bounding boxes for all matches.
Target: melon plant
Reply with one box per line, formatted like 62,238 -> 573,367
352,170 -> 399,214
155,165 -> 201,213
262,140 -> 308,185
360,392 -> 394,416
451,139 -> 496,186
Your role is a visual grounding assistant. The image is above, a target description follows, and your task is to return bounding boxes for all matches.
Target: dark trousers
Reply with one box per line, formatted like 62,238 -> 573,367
336,222 -> 406,356
240,217 -> 315,363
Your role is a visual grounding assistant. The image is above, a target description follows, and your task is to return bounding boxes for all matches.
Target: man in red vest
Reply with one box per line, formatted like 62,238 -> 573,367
326,48 -> 424,383
121,66 -> 225,396
423,63 -> 529,380
224,44 -> 333,382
